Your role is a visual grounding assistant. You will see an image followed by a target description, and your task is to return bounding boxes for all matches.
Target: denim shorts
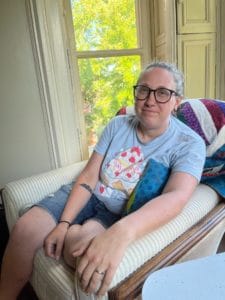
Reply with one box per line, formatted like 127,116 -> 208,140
35,182 -> 121,228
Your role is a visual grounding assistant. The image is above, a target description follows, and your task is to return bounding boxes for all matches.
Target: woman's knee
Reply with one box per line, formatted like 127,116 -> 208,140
10,206 -> 55,247
63,225 -> 82,266
64,225 -> 80,253
63,247 -> 76,267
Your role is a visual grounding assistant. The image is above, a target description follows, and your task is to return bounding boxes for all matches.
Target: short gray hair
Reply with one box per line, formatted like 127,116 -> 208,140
137,61 -> 184,97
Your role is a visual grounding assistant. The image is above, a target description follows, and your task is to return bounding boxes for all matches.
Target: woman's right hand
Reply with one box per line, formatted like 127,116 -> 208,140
44,222 -> 69,260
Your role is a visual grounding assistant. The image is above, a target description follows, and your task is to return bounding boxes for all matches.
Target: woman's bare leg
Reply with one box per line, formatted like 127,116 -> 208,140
0,207 -> 56,300
63,220 -> 105,267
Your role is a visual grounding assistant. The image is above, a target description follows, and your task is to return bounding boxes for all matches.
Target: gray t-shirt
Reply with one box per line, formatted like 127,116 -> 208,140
94,115 -> 206,214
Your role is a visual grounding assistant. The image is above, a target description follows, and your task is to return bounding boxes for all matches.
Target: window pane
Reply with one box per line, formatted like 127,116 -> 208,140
71,0 -> 138,51
77,56 -> 140,149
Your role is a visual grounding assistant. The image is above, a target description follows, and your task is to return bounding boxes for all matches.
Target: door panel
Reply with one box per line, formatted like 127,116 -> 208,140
177,0 -> 216,34
178,33 -> 215,98
177,0 -> 216,98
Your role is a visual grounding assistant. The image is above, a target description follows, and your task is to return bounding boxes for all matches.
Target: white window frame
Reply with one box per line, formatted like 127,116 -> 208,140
25,0 -> 153,166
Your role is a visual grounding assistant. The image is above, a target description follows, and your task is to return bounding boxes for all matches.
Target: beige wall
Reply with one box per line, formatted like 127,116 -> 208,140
0,0 -> 53,187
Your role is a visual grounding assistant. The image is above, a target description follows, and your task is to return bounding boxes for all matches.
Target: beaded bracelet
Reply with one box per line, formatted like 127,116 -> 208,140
58,220 -> 71,227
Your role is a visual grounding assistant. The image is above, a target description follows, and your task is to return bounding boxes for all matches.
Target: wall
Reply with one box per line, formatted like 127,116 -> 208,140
0,0 -> 53,187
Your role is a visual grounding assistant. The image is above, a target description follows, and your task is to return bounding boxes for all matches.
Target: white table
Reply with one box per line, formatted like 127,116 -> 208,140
142,253 -> 225,300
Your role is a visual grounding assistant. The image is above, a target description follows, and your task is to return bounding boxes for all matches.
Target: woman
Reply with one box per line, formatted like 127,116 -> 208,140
0,61 -> 206,298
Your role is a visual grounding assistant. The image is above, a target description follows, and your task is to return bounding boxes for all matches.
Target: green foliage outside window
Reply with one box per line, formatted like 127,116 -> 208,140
71,0 -> 141,146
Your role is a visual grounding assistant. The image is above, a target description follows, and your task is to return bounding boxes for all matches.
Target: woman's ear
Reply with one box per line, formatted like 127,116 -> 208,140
174,96 -> 183,110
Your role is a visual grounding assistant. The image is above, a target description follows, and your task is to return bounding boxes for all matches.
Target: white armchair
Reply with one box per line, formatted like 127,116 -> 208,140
2,160 -> 225,300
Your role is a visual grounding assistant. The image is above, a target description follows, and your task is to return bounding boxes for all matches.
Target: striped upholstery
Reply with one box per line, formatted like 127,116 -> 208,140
3,161 -> 87,231
2,162 -> 220,299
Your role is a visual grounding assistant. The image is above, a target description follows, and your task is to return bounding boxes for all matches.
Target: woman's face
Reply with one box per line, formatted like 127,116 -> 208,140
135,67 -> 182,132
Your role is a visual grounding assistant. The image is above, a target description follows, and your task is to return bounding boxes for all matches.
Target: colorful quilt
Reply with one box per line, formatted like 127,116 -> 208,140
122,99 -> 225,214
177,98 -> 225,198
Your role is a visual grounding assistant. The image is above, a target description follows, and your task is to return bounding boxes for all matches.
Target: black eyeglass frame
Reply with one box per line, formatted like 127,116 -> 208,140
133,85 -> 179,103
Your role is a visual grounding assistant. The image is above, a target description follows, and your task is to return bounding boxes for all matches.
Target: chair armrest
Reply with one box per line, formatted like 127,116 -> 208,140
108,203 -> 225,300
2,161 -> 87,231
104,184 -> 222,299
108,202 -> 225,299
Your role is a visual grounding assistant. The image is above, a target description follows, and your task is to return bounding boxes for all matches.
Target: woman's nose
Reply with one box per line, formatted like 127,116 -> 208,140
145,91 -> 156,104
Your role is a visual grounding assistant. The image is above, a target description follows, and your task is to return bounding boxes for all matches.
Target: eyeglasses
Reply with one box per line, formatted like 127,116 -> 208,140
133,85 -> 178,103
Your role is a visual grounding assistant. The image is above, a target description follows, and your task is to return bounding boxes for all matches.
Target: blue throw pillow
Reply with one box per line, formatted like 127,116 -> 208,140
123,159 -> 171,215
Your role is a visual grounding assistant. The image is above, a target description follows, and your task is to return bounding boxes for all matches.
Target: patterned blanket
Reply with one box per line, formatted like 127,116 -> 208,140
176,98 -> 225,198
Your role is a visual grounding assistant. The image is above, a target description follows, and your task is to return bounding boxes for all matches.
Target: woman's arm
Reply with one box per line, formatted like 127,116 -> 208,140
122,171 -> 198,240
44,151 -> 103,259
77,172 -> 199,295
59,151 -> 104,223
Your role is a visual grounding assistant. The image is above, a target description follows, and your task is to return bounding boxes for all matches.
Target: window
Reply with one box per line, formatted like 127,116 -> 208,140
25,0 -> 152,166
69,0 -> 151,153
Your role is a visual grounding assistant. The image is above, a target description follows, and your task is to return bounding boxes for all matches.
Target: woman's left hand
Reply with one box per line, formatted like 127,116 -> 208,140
77,222 -> 131,296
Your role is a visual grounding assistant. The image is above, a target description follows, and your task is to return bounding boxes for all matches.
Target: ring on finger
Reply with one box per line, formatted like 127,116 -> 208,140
95,269 -> 105,276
